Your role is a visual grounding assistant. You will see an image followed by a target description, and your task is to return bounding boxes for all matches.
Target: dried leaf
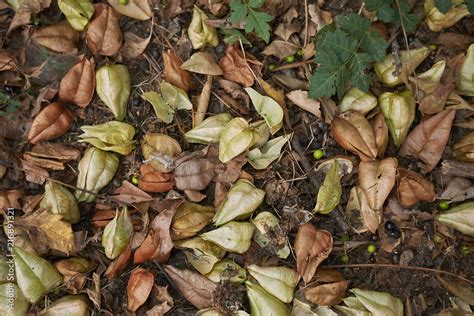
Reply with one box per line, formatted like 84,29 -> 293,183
28,143 -> 81,161
175,237 -> 225,274
437,276 -> 474,306
108,0 -> 152,20
163,50 -> 196,92
174,155 -> 223,191
339,87 -> 377,115
28,102 -> 74,144
205,259 -> 247,284
247,264 -> 299,303
248,134 -> 291,170
181,52 -> 223,75
372,113 -> 388,158
246,280 -> 291,316
359,158 -> 397,211
38,294 -> 90,315
141,133 -> 181,173
54,257 -> 95,294
201,221 -> 254,253
163,265 -> 217,309
219,117 -> 256,163
294,223 -> 333,283
304,280 -> 350,306
400,110 -> 456,172
314,160 -> 342,214
95,64 -> 131,121
59,57 -> 95,107
331,111 -> 377,161
262,40 -> 299,59
453,131 -> 474,163
139,164 -> 175,193
0,190 -> 22,211
102,207 -> 133,259
246,87 -> 284,132
188,5 -> 218,49
397,168 -> 435,208
32,22 -> 79,53
40,181 -> 80,223
220,45 -> 261,87
436,202 -> 474,236
286,90 -> 321,118
86,4 -> 122,56
171,202 -> 214,240
104,244 -> 132,279
120,31 -> 151,60
127,268 -> 154,312
57,0 -> 94,31
457,43 -> 474,96
9,0 -> 52,33
20,159 -> 49,184
185,113 -> 233,144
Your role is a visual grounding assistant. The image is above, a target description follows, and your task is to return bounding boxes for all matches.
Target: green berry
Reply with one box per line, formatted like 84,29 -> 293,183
285,55 -> 295,63
119,0 -> 129,4
340,254 -> 349,264
268,64 -> 277,71
313,149 -> 324,160
297,48 -> 304,56
367,244 -> 376,254
131,176 -> 139,186
340,235 -> 351,241
461,244 -> 470,255
438,200 -> 449,210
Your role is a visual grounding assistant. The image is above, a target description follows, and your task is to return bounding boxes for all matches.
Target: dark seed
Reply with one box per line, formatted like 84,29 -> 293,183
385,221 -> 397,231
132,98 -> 141,107
371,234 -> 379,241
328,139 -> 337,147
317,133 -> 324,142
368,254 -> 376,263
389,229 -> 401,239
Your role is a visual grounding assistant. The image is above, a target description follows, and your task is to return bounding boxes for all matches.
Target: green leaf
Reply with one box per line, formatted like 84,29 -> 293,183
0,283 -> 29,316
229,0 -> 272,43
245,87 -> 284,131
57,0 -> 95,31
219,28 -> 251,45
102,207 -> 133,259
397,1 -> 420,33
435,0 -> 453,13
467,0 -> 474,13
95,64 -> 131,121
314,160 -> 342,214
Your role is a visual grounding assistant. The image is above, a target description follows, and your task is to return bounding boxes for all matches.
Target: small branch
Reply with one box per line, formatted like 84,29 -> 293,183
325,263 -> 474,286
441,160 -> 474,179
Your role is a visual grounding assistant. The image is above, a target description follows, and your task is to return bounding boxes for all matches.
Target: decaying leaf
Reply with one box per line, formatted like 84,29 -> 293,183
38,294 -> 90,315
436,202 -> 474,236
86,4 -> 122,56
201,221 -> 254,253
248,134 -> 291,169
141,133 -> 182,173
127,268 -> 154,312
175,237 -> 225,274
108,0 -> 152,20
171,202 -> 214,240
454,131 -> 474,163
437,275 -> 474,306
181,52 -> 223,75
359,158 -> 397,211
397,168 -> 435,208
120,31 -> 152,60
331,111 -> 377,161
220,45 -> 261,87
163,50 -> 196,91
102,207 -> 133,260
286,89 -> 321,118
372,113 -> 389,158
57,0 -> 94,31
205,259 -> 247,284
314,160 -> 342,214
163,265 -> 217,309
400,109 -> 456,171
28,102 -> 74,144
139,164 -> 175,193
8,0 -> 52,33
251,211 -> 290,259
188,5 -> 218,49
40,180 -> 80,223
294,223 -> 333,283
32,22 -> 79,53
59,57 -> 95,107
95,64 -> 131,121
304,280 -> 350,306
54,257 -> 95,294
262,40 -> 299,60
0,189 -> 22,211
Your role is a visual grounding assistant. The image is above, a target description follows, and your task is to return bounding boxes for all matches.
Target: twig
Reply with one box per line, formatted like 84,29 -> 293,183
273,60 -> 314,72
304,0 -> 309,47
441,160 -> 474,179
325,263 -> 474,286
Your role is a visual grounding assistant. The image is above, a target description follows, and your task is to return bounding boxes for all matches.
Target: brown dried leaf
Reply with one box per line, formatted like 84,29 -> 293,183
0,190 -> 22,211
127,268 -> 154,312
22,153 -> 65,170
21,159 -> 49,184
163,265 -> 216,309
304,280 -> 350,306
262,40 -> 299,60
8,0 -> 52,33
59,57 -> 95,107
86,4 -> 122,56
437,276 -> 474,306
219,45 -> 262,87
358,186 -> 382,234
104,244 -> 132,279
139,164 -> 175,193
181,52 -> 223,75
372,113 -> 388,158
294,222 -> 333,283
397,168 -> 436,208
28,102 -> 74,144
400,109 -> 456,172
133,199 -> 181,264
163,50 -> 196,91
286,90 -> 321,118
0,50 -> 16,72
419,83 -> 454,115
359,158 -> 397,211
274,22 -> 301,41
28,142 -> 80,161
120,31 -> 152,60
32,22 -> 79,53
331,110 -> 377,161
113,180 -> 153,205
175,155 -> 224,191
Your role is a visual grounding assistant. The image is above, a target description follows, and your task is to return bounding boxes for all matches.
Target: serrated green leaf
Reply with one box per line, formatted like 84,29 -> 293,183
309,68 -> 337,99
435,0 -> 453,13
230,0 -> 272,43
219,28 -> 251,45
397,1 -> 420,32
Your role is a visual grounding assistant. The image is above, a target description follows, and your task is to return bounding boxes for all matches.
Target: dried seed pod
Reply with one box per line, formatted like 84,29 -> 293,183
86,4 -> 122,56
425,0 -> 469,32
453,131 -> 474,163
40,181 -> 80,223
32,22 -> 79,53
458,44 -> 474,96
102,207 -> 133,259
59,57 -> 95,107
95,64 -> 131,121
188,5 -> 218,49
379,90 -> 415,147
397,168 -> 435,208
339,87 -> 377,115
28,102 -> 74,144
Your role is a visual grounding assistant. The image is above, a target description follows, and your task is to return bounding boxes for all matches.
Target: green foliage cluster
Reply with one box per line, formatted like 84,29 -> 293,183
308,13 -> 388,99
435,0 -> 474,13
229,0 -> 272,43
365,0 -> 420,32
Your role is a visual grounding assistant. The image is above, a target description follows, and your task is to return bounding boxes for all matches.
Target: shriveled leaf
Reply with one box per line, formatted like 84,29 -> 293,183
205,259 -> 247,284
163,265 -> 217,309
59,57 -> 95,107
247,264 -> 299,303
40,181 -> 80,223
96,64 -> 131,121
213,179 -> 265,226
57,0 -> 94,31
175,156 -> 223,191
185,113 -> 233,144
248,134 -> 291,169
436,202 -> 474,236
262,40 -> 299,60
8,0 -> 52,33
331,111 -> 377,161
181,52 -> 223,75
201,221 -> 254,254
171,202 -> 214,240
400,109 -> 456,171
286,90 -> 321,118
163,50 -> 196,91
127,268 -> 154,312
13,246 -> 62,303
251,211 -> 290,259
304,280 -> 350,306
315,160 -> 342,214
397,168 -> 435,208
220,45 -> 261,87
294,223 -> 333,283
28,102 -> 74,144
219,117 -> 255,163
188,5 -> 218,49
38,294 -> 90,315
245,87 -> 284,132
86,4 -> 122,56
32,22 -> 79,53
75,147 -> 119,203
175,237 -> 226,274
141,133 -> 181,173
102,207 -> 133,259
108,0 -> 152,20
359,158 -> 397,211
246,280 -> 291,316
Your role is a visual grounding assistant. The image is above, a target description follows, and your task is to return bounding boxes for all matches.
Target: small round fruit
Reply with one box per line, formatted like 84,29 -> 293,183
119,0 -> 129,4
285,55 -> 295,63
438,200 -> 450,210
313,149 -> 324,160
268,64 -> 277,71
340,235 -> 351,242
367,244 -> 376,254
131,176 -> 139,186
297,48 -> 304,56
389,229 -> 401,239
340,254 -> 349,264
384,221 -> 397,231
461,244 -> 470,255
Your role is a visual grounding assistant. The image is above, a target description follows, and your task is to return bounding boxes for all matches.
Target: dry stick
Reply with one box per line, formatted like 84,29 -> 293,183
325,263 -> 474,286
194,75 -> 213,126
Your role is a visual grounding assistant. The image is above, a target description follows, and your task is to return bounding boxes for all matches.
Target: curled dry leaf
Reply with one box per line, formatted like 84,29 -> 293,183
174,156 -> 223,191
139,163 -> 175,193
205,259 -> 247,284
286,90 -> 321,118
372,113 -> 388,158
21,159 -> 49,184
245,87 -> 284,132
359,158 -> 397,211
28,102 -> 74,144
86,4 -> 122,56
220,45 -> 262,87
57,0 -> 94,31
397,168 -> 435,208
59,57 -> 95,107
400,109 -> 456,172
163,265 -> 217,309
453,131 -> 474,163
331,110 -> 377,162
127,268 -> 154,312
181,52 -> 223,75
108,0 -> 152,20
294,223 -> 333,283
419,83 -> 454,115
120,31 -> 151,60
32,22 -> 79,53
112,180 -> 153,206
163,50 -> 196,91
104,244 -> 132,279
134,199 -> 181,263
185,113 -> 233,144
78,121 -> 135,155
339,87 -> 377,115
304,280 -> 350,306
